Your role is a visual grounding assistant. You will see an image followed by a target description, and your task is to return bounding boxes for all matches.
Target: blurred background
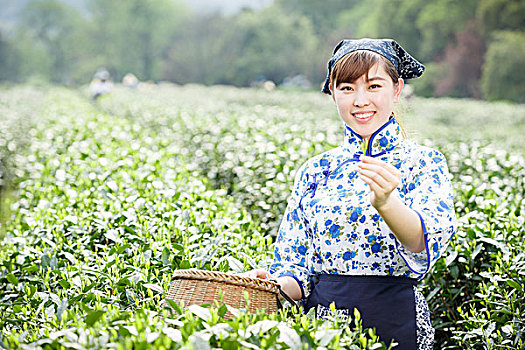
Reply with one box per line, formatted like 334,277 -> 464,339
0,0 -> 524,102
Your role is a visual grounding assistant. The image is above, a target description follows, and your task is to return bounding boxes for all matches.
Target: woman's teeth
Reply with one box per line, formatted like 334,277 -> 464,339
354,112 -> 374,119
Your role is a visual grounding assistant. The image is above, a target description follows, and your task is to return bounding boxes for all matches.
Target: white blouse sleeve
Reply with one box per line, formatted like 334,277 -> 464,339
269,162 -> 312,299
397,148 -> 457,276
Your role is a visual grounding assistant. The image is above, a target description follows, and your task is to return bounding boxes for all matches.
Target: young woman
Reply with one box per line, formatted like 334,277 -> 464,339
246,38 -> 457,349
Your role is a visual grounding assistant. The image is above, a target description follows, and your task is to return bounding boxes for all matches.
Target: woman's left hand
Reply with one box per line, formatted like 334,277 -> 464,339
357,155 -> 401,211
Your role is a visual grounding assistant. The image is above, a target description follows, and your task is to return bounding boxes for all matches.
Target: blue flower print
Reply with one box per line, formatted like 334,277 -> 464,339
298,245 -> 307,255
329,224 -> 341,238
371,243 -> 382,253
439,201 -> 449,210
349,209 -> 359,222
343,251 -> 357,260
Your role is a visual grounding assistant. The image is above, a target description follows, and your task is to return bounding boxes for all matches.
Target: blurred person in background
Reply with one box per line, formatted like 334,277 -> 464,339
90,68 -> 113,101
122,73 -> 139,89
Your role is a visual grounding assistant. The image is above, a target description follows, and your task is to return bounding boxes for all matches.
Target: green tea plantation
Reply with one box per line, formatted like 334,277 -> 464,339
0,83 -> 524,349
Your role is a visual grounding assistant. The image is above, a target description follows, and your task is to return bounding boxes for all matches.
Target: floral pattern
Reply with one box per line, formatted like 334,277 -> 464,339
269,117 -> 457,299
414,286 -> 435,350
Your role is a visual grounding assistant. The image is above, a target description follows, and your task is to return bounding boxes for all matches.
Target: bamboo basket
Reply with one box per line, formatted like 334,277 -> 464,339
165,269 -> 280,317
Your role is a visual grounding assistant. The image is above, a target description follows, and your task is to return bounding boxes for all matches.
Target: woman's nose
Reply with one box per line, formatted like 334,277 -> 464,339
353,90 -> 370,107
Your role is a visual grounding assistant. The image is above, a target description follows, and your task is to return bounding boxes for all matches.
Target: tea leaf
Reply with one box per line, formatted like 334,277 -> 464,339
6,273 -> 18,286
85,310 -> 105,327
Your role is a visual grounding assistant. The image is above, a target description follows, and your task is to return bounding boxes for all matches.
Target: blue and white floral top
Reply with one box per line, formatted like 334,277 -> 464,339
269,117 -> 457,298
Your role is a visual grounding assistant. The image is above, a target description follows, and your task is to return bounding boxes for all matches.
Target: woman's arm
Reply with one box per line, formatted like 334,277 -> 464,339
357,155 -> 425,253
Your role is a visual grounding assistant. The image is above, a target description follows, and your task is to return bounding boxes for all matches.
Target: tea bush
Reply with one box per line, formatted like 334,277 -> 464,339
423,142 -> 525,349
1,83 -> 524,349
96,85 -> 341,234
0,86 -> 388,349
0,86 -> 47,225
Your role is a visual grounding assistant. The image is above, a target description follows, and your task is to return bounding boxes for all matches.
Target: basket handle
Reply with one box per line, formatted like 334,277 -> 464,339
276,284 -> 302,314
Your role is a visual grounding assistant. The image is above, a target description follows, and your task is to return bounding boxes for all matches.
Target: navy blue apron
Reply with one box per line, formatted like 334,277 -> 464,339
305,274 -> 418,349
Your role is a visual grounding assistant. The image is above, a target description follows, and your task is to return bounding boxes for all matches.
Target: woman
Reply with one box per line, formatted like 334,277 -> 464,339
246,39 -> 457,349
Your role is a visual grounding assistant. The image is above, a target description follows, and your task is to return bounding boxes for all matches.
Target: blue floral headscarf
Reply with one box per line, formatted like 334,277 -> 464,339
322,38 -> 425,95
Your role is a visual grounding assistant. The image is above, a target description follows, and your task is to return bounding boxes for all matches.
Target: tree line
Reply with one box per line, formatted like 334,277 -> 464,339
0,0 -> 524,102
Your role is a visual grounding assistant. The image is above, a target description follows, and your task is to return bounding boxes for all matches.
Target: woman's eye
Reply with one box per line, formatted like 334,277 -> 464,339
369,84 -> 381,89
340,86 -> 353,91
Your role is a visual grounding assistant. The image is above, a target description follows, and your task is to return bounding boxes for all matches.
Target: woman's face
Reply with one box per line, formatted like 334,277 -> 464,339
331,63 -> 403,140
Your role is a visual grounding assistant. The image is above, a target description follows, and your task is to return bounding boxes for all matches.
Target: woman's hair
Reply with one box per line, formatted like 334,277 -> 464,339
329,50 -> 399,88
330,50 -> 407,138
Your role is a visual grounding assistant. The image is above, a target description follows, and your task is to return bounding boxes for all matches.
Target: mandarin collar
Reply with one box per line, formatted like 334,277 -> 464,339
342,117 -> 402,157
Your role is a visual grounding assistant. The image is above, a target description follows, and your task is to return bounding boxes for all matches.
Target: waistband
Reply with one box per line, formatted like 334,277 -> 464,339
315,274 -> 417,286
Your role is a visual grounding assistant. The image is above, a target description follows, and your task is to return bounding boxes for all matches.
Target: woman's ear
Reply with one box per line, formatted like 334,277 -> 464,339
393,78 -> 404,103
330,84 -> 336,103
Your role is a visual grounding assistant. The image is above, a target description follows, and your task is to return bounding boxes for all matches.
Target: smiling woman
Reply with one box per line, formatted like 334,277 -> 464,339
245,38 -> 457,350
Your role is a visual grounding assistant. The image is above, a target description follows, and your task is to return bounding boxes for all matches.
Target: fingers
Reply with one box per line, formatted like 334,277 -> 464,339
358,168 -> 391,188
358,156 -> 400,189
359,156 -> 401,178
358,156 -> 401,209
358,169 -> 389,193
241,269 -> 270,280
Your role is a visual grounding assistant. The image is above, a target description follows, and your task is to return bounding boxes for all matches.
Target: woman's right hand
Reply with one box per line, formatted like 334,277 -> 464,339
241,269 -> 271,280
241,269 -> 302,301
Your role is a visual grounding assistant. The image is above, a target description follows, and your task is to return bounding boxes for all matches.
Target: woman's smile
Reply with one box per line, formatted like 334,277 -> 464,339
352,111 -> 375,122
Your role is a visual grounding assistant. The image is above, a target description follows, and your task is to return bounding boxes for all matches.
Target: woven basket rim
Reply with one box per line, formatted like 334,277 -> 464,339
171,269 -> 279,294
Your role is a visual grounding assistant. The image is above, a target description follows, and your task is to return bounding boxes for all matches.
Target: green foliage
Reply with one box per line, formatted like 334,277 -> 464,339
96,85 -> 338,233
163,14 -> 231,85
219,5 -> 319,86
1,84 -> 525,349
481,31 -> 525,103
165,5 -> 320,87
350,0 -> 424,59
406,62 -> 445,97
0,32 -> 20,82
477,0 -> 525,35
420,142 -> 525,348
1,0 -> 525,99
19,0 -> 86,83
336,2 -> 379,38
87,0 -> 188,81
0,85 -> 390,349
415,0 -> 479,60
402,97 -> 525,154
277,0 -> 359,36
0,86 -> 47,229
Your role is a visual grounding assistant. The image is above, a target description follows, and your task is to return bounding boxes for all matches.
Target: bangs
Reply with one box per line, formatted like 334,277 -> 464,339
330,50 -> 389,88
